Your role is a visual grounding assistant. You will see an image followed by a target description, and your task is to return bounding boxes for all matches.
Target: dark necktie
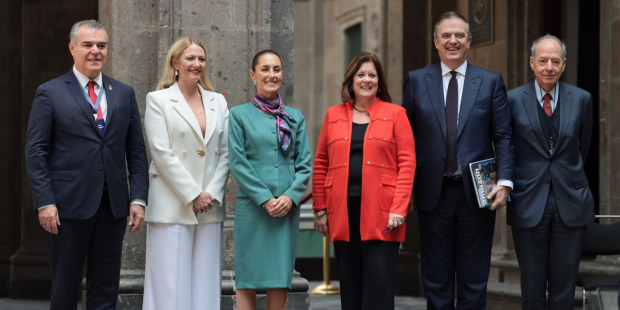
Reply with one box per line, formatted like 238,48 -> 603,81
88,81 -> 105,135
445,71 -> 458,176
543,93 -> 553,116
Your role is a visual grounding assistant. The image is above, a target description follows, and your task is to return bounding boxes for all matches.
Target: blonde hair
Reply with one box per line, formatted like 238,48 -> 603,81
156,37 -> 214,91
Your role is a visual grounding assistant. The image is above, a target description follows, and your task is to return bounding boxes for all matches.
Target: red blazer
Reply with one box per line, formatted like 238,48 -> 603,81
312,100 -> 416,242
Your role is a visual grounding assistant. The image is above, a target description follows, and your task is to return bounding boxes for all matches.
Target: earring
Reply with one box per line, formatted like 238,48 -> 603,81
175,69 -> 179,76
253,80 -> 256,85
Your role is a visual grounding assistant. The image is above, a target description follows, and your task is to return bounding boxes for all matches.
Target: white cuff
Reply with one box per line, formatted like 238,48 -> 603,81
37,204 -> 55,210
130,199 -> 146,207
497,179 -> 513,190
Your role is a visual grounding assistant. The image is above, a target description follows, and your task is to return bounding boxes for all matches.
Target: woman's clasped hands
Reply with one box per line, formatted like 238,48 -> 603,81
262,195 -> 293,217
193,191 -> 215,213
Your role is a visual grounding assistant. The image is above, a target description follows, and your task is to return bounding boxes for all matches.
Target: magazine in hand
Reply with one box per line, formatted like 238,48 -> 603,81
469,158 -> 497,208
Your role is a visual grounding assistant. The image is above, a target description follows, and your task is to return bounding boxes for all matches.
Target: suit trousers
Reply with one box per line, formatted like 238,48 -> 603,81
512,186 -> 586,310
142,222 -> 222,310
49,187 -> 127,310
333,196 -> 400,310
418,178 -> 496,310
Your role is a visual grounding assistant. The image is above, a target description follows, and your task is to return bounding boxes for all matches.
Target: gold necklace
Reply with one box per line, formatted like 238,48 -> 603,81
189,90 -> 203,114
353,105 -> 367,112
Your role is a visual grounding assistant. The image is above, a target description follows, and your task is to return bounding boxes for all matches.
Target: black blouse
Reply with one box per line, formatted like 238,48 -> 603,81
347,122 -> 368,197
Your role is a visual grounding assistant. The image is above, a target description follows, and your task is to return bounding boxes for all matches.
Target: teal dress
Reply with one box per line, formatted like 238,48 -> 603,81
229,102 -> 312,289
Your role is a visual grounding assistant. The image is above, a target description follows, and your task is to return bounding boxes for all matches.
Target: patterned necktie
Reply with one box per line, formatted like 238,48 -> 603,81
543,93 -> 553,116
445,71 -> 458,176
88,81 -> 105,135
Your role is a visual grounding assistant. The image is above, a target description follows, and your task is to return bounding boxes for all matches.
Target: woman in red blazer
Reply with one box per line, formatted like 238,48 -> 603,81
312,52 -> 416,310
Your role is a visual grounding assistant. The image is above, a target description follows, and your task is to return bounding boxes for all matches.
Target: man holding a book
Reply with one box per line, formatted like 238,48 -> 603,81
402,11 -> 514,309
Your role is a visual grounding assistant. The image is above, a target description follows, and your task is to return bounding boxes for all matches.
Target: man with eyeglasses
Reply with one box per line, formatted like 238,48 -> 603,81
507,34 -> 594,309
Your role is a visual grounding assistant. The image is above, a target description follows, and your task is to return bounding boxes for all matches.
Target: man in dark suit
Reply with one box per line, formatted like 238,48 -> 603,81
507,34 -> 594,309
402,11 -> 514,309
25,20 -> 148,309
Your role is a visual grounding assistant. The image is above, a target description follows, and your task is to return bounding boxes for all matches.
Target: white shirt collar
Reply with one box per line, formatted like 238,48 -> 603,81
440,60 -> 468,77
72,66 -> 103,89
534,81 -> 559,103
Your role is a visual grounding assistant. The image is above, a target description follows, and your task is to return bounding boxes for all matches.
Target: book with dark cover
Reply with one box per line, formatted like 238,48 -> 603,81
469,158 -> 497,208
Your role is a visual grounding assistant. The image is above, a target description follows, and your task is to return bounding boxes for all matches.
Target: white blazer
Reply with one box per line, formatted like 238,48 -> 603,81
144,83 -> 230,224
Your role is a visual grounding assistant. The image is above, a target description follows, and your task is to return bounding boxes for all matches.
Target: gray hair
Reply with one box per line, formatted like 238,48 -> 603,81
433,11 -> 471,39
69,20 -> 108,44
530,34 -> 567,59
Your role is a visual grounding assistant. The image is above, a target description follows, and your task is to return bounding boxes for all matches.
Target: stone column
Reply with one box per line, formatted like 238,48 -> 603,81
293,0 -> 324,149
96,1 -> 159,309
599,0 -> 620,222
11,0 -> 97,299
386,0 -> 403,105
600,0 -> 620,278
99,1 -> 306,309
0,0 -> 23,297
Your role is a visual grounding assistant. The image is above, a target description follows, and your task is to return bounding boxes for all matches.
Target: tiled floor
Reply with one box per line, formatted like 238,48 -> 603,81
0,298 -> 53,310
0,282 -> 426,310
308,281 -> 427,310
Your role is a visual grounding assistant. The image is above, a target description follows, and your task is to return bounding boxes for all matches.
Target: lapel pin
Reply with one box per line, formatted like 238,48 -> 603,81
210,108 -> 215,111
108,84 -> 113,91
196,149 -> 206,157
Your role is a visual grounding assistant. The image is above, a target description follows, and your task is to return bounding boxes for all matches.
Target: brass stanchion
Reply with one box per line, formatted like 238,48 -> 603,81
310,235 -> 340,295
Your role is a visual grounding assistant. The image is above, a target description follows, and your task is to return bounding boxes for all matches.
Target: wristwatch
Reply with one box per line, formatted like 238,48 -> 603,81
313,210 -> 327,218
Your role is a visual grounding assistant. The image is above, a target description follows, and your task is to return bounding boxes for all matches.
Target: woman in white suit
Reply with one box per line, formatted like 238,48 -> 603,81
142,37 -> 230,310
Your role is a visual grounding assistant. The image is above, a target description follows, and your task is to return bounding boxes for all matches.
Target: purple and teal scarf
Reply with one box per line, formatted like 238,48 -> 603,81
252,92 -> 297,155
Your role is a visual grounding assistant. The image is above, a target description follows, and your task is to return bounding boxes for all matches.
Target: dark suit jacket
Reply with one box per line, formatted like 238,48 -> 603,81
507,81 -> 594,228
25,70 -> 149,220
403,62 -> 514,211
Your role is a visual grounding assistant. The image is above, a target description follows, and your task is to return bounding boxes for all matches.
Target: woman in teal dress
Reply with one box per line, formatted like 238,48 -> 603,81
229,50 -> 312,310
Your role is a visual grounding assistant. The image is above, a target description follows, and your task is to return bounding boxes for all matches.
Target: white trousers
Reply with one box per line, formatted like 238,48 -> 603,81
143,222 -> 222,310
